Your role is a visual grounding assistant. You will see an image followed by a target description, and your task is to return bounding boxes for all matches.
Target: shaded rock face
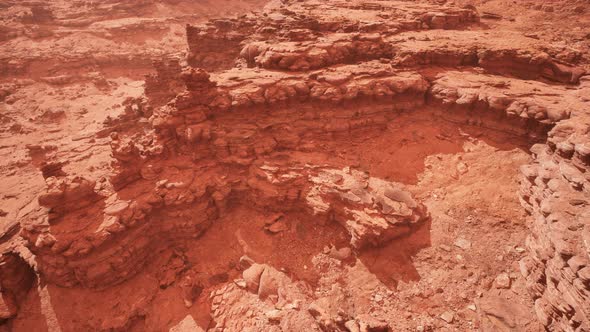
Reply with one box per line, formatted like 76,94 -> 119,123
1,0 -> 590,331
144,59 -> 185,108
0,253 -> 35,322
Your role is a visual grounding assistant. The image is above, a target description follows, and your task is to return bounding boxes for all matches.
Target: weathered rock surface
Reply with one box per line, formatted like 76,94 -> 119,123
1,0 -> 590,331
251,165 -> 429,249
0,252 -> 35,323
518,78 -> 590,331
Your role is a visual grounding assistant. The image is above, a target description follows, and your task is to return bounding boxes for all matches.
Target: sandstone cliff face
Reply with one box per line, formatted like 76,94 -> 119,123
2,0 -> 590,331
519,94 -> 590,331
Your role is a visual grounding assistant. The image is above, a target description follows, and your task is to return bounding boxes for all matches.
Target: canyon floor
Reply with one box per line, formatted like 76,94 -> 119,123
1,1 -> 589,332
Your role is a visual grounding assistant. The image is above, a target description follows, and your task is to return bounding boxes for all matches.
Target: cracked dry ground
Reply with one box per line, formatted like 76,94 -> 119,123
1,0 -> 590,331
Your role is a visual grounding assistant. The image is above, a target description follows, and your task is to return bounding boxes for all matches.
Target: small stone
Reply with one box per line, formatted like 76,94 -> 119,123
569,199 -> 586,206
234,279 -> 247,288
515,247 -> 526,253
104,201 -> 129,216
440,311 -> 454,323
456,162 -> 468,174
440,244 -> 451,252
494,273 -> 511,289
467,304 -> 477,311
266,220 -> 288,233
243,264 -> 265,292
265,309 -> 282,322
454,238 -> 472,250
165,181 -> 186,189
285,300 -> 300,310
35,233 -> 57,248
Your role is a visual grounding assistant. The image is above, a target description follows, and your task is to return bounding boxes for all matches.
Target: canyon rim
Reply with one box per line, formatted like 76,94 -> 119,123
1,0 -> 590,331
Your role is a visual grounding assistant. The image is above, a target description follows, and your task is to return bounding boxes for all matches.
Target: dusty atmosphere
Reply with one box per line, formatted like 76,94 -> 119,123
1,0 -> 589,331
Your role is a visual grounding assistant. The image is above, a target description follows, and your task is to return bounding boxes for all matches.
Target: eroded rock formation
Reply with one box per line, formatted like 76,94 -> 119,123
519,101 -> 590,330
0,253 -> 35,323
1,0 -> 590,331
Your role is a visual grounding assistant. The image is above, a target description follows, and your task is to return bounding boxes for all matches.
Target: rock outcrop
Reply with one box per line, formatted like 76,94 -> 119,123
518,80 -> 590,331
2,0 -> 590,330
0,252 -> 35,323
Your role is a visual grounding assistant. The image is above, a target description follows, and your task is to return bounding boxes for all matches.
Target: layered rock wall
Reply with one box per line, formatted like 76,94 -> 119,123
5,1 -> 590,330
519,110 -> 590,331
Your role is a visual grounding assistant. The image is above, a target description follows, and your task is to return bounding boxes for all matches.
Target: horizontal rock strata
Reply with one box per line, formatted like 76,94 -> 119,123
5,1 -> 590,330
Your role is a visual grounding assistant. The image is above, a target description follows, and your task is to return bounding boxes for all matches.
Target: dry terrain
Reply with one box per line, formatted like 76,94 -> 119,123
1,1 -> 589,331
